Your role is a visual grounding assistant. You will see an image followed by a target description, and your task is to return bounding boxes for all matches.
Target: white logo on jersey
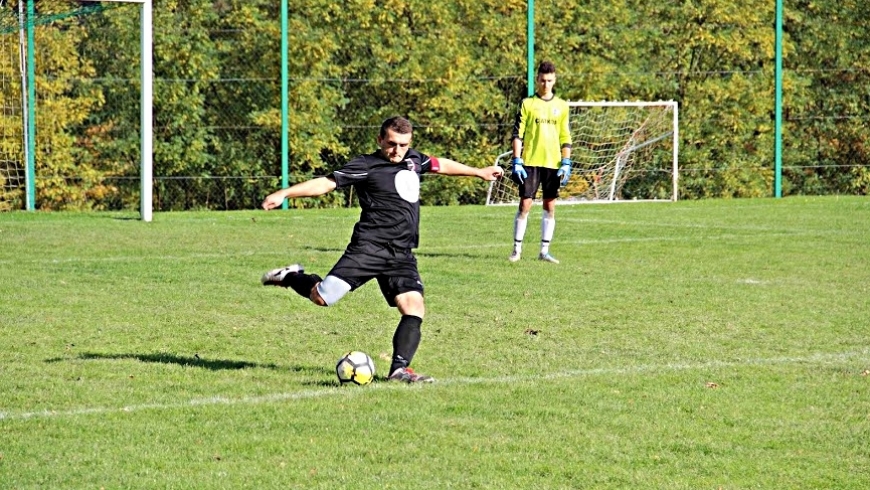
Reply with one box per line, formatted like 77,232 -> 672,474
395,169 -> 420,203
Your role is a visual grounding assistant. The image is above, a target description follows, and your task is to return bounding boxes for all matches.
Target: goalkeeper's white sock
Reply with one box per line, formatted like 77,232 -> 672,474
513,212 -> 528,253
541,211 -> 555,254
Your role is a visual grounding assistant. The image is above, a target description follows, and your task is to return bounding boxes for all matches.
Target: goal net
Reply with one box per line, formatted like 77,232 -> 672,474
486,100 -> 679,205
0,2 -> 26,211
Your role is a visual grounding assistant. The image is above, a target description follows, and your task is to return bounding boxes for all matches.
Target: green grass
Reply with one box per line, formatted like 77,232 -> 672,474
1,196 -> 868,489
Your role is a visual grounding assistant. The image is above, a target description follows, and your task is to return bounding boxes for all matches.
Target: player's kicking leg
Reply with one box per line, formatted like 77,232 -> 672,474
261,263 -> 326,303
261,264 -> 305,286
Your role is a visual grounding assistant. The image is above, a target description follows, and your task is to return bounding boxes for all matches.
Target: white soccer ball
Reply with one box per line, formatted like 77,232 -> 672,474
335,351 -> 376,386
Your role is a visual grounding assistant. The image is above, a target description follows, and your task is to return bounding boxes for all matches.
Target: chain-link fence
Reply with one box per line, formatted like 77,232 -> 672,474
1,0 -> 867,212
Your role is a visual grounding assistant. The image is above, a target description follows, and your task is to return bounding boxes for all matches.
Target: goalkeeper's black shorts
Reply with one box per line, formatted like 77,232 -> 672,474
512,166 -> 561,199
326,241 -> 424,307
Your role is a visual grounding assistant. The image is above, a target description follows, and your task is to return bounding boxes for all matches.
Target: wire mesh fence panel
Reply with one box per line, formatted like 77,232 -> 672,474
1,1 -> 142,211
1,1 -> 867,212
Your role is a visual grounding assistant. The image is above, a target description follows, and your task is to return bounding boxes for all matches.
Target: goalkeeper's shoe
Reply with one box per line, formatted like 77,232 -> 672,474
508,251 -> 522,263
388,367 -> 435,383
538,253 -> 560,264
261,264 -> 304,286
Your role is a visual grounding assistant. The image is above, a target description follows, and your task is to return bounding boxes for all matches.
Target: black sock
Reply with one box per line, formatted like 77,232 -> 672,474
390,315 -> 422,374
282,273 -> 322,299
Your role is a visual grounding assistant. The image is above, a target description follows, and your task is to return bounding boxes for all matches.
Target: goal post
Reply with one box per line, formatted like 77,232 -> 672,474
487,100 -> 679,205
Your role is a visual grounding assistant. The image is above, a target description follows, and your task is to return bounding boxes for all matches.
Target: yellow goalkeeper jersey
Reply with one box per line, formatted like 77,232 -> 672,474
511,94 -> 572,169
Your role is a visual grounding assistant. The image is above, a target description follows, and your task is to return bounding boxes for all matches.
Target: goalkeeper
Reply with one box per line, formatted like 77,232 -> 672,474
508,61 -> 572,264
260,116 -> 503,383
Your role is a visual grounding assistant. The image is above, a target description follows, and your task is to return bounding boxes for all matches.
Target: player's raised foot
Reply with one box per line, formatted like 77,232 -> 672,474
538,253 -> 560,264
508,251 -> 522,263
261,264 -> 304,286
388,367 -> 435,383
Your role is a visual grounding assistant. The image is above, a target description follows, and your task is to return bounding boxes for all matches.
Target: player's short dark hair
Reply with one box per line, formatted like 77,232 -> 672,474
537,61 -> 557,76
380,116 -> 413,138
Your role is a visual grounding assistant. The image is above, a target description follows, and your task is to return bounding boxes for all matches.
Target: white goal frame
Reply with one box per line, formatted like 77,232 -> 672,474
486,100 -> 679,205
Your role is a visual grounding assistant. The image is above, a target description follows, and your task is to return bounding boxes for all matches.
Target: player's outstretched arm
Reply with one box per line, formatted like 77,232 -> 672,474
435,158 -> 504,181
262,176 -> 337,210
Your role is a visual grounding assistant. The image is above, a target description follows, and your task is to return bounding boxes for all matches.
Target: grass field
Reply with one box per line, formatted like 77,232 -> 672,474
1,196 -> 868,489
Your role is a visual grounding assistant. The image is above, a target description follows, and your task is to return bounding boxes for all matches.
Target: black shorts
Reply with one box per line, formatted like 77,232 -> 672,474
511,166 -> 561,200
327,242 -> 424,307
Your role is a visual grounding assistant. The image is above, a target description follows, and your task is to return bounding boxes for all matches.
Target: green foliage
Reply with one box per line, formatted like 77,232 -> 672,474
780,0 -> 870,195
1,0 -> 867,210
30,2 -> 105,210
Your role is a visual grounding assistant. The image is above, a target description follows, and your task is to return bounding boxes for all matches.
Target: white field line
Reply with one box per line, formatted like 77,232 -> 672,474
1,349 -> 866,422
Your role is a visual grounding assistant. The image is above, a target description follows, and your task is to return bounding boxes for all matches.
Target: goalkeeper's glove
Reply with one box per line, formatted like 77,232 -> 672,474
511,157 -> 527,184
557,158 -> 572,186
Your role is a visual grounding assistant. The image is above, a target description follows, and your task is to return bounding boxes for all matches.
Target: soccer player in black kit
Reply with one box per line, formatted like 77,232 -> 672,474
261,116 -> 504,383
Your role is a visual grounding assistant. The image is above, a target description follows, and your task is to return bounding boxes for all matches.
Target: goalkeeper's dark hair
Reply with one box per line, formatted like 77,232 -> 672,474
537,61 -> 556,75
380,116 -> 413,138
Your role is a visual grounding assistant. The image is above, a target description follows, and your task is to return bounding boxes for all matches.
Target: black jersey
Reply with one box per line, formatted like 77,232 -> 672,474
332,148 -> 440,250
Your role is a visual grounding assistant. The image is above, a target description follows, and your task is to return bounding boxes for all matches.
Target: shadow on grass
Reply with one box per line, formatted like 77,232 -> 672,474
302,376 -> 392,388
304,379 -> 341,388
414,251 -> 488,259
44,352 -> 292,372
303,245 -> 486,260
304,246 -> 345,254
